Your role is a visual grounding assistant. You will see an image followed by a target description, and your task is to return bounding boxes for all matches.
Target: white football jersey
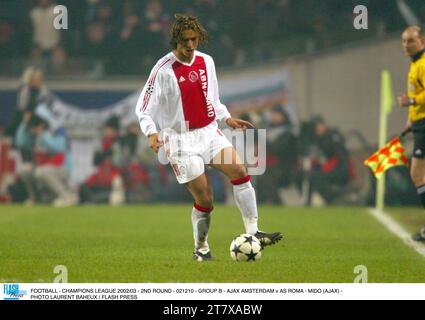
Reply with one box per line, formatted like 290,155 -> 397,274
135,51 -> 231,137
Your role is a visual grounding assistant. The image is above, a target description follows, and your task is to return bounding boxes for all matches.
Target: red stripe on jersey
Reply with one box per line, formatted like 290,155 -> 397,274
141,58 -> 170,112
139,58 -> 170,113
172,56 -> 215,129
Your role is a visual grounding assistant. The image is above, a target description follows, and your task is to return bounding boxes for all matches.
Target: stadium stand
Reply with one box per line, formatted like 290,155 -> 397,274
1,0 -> 425,206
0,0 -> 424,77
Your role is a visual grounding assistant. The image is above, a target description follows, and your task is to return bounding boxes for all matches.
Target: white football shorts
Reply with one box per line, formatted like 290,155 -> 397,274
162,121 -> 232,184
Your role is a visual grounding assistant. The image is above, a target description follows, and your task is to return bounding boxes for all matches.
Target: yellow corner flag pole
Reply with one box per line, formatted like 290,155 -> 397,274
376,70 -> 394,210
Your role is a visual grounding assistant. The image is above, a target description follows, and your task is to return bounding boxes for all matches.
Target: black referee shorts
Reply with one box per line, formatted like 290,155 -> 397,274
412,118 -> 425,159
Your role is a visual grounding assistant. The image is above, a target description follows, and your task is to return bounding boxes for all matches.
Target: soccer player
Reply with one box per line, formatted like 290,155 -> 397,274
398,25 -> 425,241
135,14 -> 282,260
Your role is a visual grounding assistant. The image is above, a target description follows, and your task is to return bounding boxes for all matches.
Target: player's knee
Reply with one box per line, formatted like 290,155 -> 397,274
231,165 -> 248,180
196,189 -> 214,208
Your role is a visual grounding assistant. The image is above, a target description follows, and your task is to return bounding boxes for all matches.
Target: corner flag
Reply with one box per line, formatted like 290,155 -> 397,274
375,70 -> 396,210
364,137 -> 408,179
381,70 -> 394,116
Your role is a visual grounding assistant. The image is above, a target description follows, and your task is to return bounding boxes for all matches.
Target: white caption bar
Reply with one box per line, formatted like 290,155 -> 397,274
1,283 -> 425,300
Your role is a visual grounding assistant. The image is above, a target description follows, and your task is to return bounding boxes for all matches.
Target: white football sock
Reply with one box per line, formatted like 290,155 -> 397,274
192,204 -> 212,253
232,176 -> 258,235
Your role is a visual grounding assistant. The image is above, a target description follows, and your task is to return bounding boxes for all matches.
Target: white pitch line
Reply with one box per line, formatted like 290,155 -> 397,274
368,208 -> 425,258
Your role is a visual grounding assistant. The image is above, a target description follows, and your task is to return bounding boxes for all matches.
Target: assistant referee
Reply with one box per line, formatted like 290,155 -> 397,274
398,25 -> 425,241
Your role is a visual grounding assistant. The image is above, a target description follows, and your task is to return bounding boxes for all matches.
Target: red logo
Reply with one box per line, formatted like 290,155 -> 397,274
189,71 -> 198,82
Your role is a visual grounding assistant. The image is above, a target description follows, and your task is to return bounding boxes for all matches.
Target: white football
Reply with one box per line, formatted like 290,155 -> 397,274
230,234 -> 262,261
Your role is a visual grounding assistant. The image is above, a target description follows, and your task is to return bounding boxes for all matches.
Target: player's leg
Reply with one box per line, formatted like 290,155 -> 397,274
410,128 -> 425,241
410,157 -> 425,241
185,173 -> 214,261
210,147 -> 257,233
209,146 -> 282,247
166,127 -> 216,260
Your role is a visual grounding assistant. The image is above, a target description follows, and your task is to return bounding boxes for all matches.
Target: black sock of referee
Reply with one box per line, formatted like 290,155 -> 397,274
416,185 -> 425,209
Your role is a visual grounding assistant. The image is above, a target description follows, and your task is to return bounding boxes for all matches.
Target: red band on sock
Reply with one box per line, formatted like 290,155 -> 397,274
231,175 -> 250,186
194,203 -> 213,213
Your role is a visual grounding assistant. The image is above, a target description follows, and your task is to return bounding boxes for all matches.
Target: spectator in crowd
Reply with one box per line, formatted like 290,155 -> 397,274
0,21 -> 20,59
1,0 -> 422,76
13,111 -> 35,202
14,105 -> 77,206
119,13 -> 141,52
101,115 -> 120,152
17,67 -> 51,113
93,1 -> 114,27
256,105 -> 298,204
119,0 -> 142,43
115,1 -> 144,73
5,67 -> 51,203
50,46 -> 69,74
302,116 -> 352,206
84,21 -> 109,59
79,149 -> 123,205
0,127 -> 16,203
29,0 -> 62,61
6,67 -> 52,139
84,0 -> 100,23
142,0 -> 170,61
79,115 -> 124,205
80,19 -> 109,75
112,122 -> 150,202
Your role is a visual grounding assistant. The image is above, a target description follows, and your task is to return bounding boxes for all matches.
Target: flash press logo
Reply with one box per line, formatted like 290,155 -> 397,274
3,284 -> 27,300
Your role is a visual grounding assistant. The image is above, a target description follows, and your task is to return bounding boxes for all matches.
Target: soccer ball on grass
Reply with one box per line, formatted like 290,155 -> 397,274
229,234 -> 262,261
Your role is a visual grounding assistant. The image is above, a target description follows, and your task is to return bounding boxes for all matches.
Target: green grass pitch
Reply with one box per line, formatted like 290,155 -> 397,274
1,205 -> 425,283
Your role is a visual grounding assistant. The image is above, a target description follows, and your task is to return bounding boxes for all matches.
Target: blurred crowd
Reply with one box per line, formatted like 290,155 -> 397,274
1,0 -> 423,206
0,67 -> 364,207
1,0 -> 423,76
0,67 -> 188,206
245,108 -> 356,206
0,79 -> 418,207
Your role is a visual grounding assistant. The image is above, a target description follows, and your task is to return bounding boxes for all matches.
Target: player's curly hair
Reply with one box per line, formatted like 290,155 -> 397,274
169,13 -> 208,49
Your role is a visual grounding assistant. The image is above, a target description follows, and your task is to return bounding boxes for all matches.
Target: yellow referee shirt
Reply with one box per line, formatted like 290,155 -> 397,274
408,49 -> 425,122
